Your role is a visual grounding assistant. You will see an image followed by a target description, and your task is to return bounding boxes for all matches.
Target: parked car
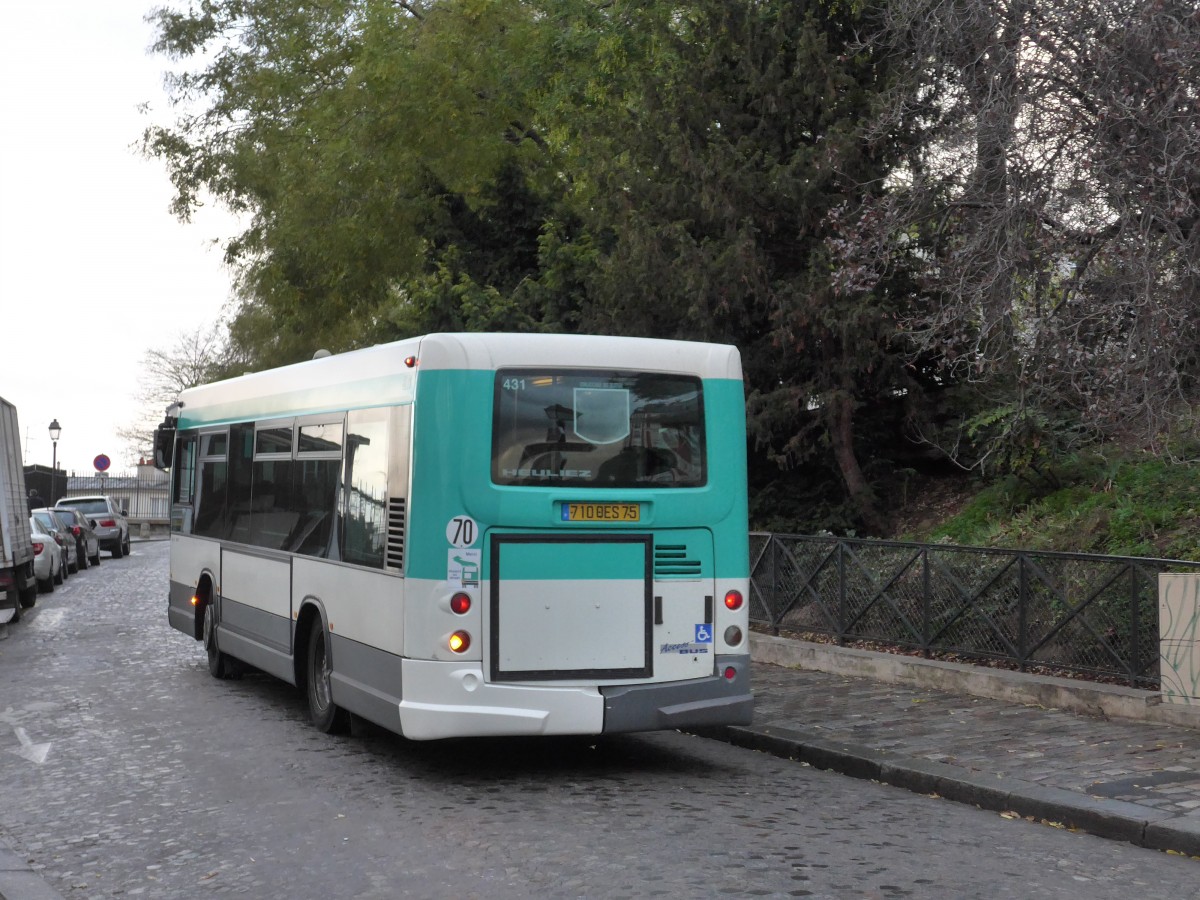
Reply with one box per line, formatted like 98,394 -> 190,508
50,507 -> 101,568
55,496 -> 130,558
30,516 -> 62,594
47,507 -> 85,574
31,508 -> 75,577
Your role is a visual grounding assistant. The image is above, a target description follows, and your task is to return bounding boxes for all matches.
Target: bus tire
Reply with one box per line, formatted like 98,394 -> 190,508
306,619 -> 351,735
203,602 -> 237,680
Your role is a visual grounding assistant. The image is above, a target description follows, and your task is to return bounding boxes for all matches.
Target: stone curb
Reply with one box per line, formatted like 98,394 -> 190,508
696,722 -> 1200,856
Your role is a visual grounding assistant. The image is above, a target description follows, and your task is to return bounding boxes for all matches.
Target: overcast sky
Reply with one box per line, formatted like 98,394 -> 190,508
1,1 -> 237,475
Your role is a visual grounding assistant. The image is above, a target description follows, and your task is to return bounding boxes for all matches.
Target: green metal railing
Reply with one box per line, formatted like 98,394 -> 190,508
749,533 -> 1200,688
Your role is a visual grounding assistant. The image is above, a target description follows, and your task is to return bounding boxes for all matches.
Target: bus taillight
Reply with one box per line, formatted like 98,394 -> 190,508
191,595 -> 199,606
449,631 -> 471,653
450,592 -> 471,615
724,590 -> 743,610
724,625 -> 743,647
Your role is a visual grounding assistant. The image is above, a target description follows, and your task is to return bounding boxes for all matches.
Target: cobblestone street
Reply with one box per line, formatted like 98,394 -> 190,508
0,541 -> 1197,899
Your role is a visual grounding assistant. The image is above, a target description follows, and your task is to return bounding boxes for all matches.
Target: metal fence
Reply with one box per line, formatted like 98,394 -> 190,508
61,470 -> 171,521
749,533 -> 1200,689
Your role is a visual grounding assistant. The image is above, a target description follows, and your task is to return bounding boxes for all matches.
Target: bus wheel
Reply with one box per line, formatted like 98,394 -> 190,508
306,620 -> 351,735
203,602 -> 237,680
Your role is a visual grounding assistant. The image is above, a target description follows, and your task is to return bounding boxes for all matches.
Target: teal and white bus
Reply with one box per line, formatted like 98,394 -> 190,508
157,333 -> 752,739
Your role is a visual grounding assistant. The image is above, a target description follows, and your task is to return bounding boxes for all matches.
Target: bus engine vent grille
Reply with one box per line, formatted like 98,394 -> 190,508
654,544 -> 702,578
386,498 -> 406,570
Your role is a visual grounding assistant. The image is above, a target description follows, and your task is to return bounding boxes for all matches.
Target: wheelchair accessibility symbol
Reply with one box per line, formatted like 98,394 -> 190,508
695,624 -> 713,643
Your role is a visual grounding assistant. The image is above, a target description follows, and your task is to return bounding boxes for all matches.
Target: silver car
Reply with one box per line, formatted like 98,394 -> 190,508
50,506 -> 101,568
55,496 -> 130,558
31,508 -> 76,576
29,517 -> 62,594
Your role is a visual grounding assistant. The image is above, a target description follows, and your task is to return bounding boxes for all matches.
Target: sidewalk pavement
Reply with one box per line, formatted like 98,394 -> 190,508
0,842 -> 62,900
703,634 -> 1200,857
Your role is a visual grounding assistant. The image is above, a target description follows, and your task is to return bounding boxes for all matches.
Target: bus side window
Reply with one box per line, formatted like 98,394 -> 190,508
250,464 -> 297,550
193,460 -> 228,538
340,408 -> 390,568
173,435 -> 196,505
289,458 -> 340,557
226,424 -> 255,543
192,431 -> 229,539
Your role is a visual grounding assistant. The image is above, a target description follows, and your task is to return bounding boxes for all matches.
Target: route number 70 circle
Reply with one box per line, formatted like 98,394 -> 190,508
446,516 -> 478,549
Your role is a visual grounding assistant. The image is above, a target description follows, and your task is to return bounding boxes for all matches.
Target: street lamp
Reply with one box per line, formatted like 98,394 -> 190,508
48,419 -> 61,503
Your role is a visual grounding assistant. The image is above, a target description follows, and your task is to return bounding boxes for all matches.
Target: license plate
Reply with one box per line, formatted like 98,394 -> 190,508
562,502 -> 640,522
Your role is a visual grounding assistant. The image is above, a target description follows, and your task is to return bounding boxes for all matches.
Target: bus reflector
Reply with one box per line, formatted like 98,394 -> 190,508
724,590 -> 743,610
450,592 -> 471,615
449,631 -> 471,653
724,666 -> 737,680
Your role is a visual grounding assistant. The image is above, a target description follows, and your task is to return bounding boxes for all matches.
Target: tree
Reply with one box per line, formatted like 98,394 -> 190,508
145,0 -> 928,532
145,0 -> 569,368
540,0 -> 920,531
836,0 -> 1200,475
119,323 -> 239,463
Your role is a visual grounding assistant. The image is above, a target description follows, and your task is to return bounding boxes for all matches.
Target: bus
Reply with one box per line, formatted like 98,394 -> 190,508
156,333 -> 753,740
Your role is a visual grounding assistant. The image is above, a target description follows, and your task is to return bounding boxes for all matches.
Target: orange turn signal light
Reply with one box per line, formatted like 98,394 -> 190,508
449,631 -> 471,653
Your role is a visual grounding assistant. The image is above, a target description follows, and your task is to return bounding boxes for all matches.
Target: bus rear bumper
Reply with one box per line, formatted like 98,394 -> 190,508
397,659 -> 604,740
600,654 -> 754,733
395,655 -> 753,740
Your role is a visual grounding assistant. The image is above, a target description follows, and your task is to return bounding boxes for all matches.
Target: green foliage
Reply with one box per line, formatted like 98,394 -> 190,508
146,0 -> 935,533
961,402 -> 1069,480
539,0 -> 924,532
927,451 -> 1200,561
146,0 -> 565,368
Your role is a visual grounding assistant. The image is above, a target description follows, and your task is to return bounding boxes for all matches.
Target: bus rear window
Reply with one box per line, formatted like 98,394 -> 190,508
492,370 -> 706,488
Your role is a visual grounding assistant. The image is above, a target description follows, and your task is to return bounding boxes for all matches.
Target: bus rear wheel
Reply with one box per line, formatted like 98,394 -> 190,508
306,620 -> 351,735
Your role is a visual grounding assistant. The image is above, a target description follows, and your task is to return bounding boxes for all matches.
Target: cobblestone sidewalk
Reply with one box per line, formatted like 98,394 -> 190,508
711,657 -> 1200,856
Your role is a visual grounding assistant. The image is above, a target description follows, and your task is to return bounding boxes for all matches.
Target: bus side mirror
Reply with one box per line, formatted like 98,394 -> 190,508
154,421 -> 176,470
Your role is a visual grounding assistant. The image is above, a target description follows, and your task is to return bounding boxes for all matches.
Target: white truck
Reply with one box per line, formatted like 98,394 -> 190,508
0,396 -> 38,623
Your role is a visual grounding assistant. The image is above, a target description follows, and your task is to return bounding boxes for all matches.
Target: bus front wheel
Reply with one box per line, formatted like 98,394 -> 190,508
203,602 -> 237,680
306,620 -> 351,735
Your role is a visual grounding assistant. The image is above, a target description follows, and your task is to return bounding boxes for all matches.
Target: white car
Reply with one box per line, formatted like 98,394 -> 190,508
32,508 -> 76,576
30,517 -> 62,595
